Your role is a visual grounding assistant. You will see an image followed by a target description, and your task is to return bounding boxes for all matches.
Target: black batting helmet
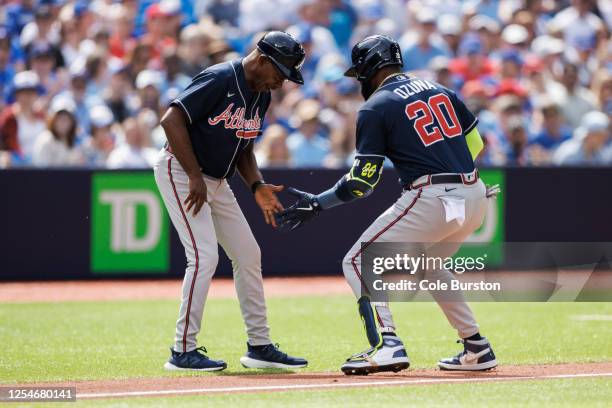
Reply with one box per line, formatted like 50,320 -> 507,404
257,31 -> 306,85
344,35 -> 403,82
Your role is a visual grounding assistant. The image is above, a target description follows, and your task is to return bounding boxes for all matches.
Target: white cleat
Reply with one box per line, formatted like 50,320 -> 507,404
341,335 -> 410,375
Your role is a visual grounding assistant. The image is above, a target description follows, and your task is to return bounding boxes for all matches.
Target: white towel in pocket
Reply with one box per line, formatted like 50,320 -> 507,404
438,196 -> 466,225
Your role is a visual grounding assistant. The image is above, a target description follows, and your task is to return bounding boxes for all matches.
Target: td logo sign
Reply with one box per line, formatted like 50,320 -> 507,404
91,173 -> 169,274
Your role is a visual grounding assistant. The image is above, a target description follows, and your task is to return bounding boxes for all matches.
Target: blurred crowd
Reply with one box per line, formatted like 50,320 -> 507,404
0,0 -> 611,169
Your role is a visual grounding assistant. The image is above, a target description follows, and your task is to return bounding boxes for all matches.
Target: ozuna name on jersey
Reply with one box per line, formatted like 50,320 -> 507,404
208,103 -> 262,139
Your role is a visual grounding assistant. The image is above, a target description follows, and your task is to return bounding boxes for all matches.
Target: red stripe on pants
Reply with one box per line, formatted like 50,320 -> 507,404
168,157 -> 200,352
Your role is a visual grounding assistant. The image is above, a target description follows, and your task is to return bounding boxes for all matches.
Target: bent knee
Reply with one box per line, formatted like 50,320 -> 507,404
186,249 -> 219,272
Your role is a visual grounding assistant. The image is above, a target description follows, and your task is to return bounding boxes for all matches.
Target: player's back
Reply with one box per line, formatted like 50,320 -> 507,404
359,74 -> 478,185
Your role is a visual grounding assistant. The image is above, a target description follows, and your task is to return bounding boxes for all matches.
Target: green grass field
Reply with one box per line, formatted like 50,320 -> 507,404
1,296 -> 611,406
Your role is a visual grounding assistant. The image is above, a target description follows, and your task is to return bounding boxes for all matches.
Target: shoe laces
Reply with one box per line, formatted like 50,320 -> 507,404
347,346 -> 377,361
453,339 -> 467,358
265,343 -> 288,359
193,346 -> 210,359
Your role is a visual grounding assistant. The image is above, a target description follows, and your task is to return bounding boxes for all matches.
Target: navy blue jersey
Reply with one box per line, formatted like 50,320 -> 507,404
171,60 -> 271,179
356,74 -> 478,185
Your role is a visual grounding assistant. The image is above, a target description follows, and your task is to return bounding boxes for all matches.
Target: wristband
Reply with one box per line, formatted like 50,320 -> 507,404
251,180 -> 266,194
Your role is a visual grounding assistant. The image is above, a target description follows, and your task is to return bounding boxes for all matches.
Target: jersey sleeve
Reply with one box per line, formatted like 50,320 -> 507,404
449,91 -> 479,135
355,108 -> 387,157
170,71 -> 226,125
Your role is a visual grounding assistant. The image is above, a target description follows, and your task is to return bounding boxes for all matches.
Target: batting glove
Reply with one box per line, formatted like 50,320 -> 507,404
275,187 -> 321,232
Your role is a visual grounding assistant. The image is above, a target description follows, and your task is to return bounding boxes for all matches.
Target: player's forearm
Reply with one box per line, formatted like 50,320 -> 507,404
236,149 -> 263,188
317,175 -> 359,209
160,107 -> 201,178
317,155 -> 384,210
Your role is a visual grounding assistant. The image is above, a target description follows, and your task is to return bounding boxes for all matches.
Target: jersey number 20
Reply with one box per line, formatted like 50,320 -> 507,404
405,94 -> 462,146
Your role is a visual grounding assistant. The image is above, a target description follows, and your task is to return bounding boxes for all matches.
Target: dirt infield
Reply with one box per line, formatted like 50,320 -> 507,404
0,277 -> 351,302
3,270 -> 610,303
11,362 -> 612,399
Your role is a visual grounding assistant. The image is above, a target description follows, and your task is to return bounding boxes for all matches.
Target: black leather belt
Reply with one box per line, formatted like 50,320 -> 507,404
404,170 -> 479,191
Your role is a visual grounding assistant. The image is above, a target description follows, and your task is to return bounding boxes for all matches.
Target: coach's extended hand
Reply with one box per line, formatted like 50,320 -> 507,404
276,187 -> 321,232
254,184 -> 285,228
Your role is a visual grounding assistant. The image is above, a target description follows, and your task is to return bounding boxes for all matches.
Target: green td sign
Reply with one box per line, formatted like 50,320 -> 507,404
91,172 -> 169,274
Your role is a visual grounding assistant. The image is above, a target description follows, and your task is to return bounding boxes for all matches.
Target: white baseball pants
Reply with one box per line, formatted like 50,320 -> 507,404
154,149 -> 271,353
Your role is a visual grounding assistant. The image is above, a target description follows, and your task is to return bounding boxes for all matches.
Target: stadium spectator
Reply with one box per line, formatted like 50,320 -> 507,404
178,24 -> 211,77
84,51 -> 109,101
530,99 -> 573,148
20,6 -> 61,52
107,117 -> 157,168
505,116 -> 530,166
288,1 -> 339,58
160,46 -> 191,105
558,62 -> 598,129
57,7 -> 83,68
450,36 -> 496,83
549,0 -> 607,52
104,62 -> 134,124
591,70 -> 612,114
57,63 -> 95,142
0,28 -> 15,111
0,71 -> 45,165
553,110 -> 611,165
79,105 -> 115,167
141,3 -> 178,63
5,0 -> 36,38
27,42 -> 64,100
134,69 -> 164,118
287,99 -> 330,168
468,14 -> 501,56
400,9 -> 449,72
32,96 -> 81,167
437,14 -> 463,57
328,0 -> 359,51
107,4 -> 136,60
0,0 -> 610,170
255,124 -> 291,168
500,24 -> 530,53
125,40 -> 154,85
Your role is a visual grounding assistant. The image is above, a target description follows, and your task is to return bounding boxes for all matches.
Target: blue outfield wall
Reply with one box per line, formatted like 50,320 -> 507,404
0,167 -> 611,281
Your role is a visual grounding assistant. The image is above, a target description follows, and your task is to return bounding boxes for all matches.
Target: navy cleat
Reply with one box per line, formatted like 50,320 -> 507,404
438,337 -> 498,371
341,335 -> 410,375
240,343 -> 308,369
164,346 -> 227,371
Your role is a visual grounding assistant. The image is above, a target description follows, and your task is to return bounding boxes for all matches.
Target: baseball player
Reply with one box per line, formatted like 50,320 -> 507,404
277,35 -> 499,375
154,32 -> 307,371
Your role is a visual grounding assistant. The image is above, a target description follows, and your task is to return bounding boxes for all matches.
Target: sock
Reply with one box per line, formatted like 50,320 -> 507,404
248,343 -> 270,350
382,332 -> 397,337
464,332 -> 483,341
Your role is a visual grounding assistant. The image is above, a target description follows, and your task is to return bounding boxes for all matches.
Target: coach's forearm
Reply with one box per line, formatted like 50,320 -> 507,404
236,145 -> 264,187
160,106 -> 201,178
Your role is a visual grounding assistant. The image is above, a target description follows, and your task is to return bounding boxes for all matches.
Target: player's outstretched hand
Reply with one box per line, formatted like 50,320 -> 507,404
254,183 -> 285,228
486,184 -> 501,199
275,187 -> 321,232
185,175 -> 207,216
